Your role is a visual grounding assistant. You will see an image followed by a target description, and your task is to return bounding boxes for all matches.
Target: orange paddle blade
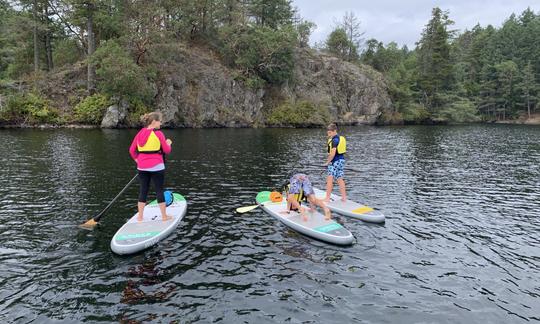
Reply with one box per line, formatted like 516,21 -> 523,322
78,218 -> 99,230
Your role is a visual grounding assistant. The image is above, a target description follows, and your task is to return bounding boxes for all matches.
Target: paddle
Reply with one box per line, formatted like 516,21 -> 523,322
236,204 -> 263,214
79,174 -> 138,230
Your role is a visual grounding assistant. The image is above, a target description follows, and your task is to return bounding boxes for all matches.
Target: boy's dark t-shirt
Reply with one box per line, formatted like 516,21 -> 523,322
331,135 -> 345,163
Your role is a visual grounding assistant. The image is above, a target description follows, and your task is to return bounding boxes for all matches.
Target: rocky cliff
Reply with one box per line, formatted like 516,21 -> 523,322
101,45 -> 392,128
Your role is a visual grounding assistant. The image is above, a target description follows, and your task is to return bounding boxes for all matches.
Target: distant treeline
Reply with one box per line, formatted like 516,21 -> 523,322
0,1 -> 538,124
357,8 -> 540,123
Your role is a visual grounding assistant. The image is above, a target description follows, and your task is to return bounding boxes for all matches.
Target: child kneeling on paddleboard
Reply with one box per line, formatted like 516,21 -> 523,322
129,111 -> 173,222
282,173 -> 332,221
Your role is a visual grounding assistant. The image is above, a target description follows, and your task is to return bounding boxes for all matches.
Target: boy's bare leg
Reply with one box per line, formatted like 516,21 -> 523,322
337,178 -> 347,202
325,175 -> 334,202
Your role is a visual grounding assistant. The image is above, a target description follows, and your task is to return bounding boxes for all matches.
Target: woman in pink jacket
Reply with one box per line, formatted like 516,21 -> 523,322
129,112 -> 173,222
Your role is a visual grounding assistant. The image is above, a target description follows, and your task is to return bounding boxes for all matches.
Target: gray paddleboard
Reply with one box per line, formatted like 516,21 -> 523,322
111,193 -> 187,255
313,188 -> 385,223
256,191 -> 354,245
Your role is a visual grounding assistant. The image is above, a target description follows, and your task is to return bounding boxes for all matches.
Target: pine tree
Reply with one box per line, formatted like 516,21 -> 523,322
520,61 -> 538,118
416,7 -> 455,111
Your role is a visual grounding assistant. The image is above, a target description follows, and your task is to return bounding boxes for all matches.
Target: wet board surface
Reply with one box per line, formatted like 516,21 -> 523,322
111,193 -> 187,255
256,191 -> 354,245
313,188 -> 385,223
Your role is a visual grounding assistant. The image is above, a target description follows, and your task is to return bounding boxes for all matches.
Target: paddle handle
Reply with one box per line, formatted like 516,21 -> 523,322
93,174 -> 138,222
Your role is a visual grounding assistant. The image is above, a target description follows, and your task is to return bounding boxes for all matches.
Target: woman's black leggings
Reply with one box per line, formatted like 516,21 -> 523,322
138,170 -> 165,203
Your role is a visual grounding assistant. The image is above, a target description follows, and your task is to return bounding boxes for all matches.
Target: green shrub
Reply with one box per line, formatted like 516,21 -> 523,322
401,103 -> 431,123
0,92 -> 60,124
74,94 -> 110,124
437,98 -> 480,123
377,111 -> 404,125
126,98 -> 150,126
91,40 -> 152,102
218,25 -> 297,86
267,100 -> 331,126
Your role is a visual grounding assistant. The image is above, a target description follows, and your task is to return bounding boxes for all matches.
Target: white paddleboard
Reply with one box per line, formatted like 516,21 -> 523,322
256,191 -> 354,245
313,188 -> 385,223
111,193 -> 187,255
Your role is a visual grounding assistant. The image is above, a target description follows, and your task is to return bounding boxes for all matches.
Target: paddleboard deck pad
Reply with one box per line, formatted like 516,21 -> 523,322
256,191 -> 354,245
313,188 -> 385,223
111,193 -> 187,255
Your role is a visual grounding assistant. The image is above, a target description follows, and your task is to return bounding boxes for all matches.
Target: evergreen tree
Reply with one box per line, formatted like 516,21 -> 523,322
326,28 -> 356,61
520,61 -> 538,118
247,0 -> 294,29
416,7 -> 455,111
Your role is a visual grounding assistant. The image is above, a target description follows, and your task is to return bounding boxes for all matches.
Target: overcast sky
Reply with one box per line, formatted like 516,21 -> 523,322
292,0 -> 538,49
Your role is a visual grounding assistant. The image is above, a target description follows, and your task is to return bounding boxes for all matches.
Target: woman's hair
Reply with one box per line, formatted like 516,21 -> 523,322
140,112 -> 163,127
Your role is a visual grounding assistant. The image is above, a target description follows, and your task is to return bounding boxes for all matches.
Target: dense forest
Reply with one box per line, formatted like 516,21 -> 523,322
0,1 -> 538,125
359,7 -> 540,124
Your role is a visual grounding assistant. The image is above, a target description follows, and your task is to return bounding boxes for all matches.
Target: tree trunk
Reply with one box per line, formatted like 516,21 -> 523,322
45,32 -> 53,70
45,4 -> 53,71
33,0 -> 39,73
87,3 -> 95,93
527,98 -> 531,119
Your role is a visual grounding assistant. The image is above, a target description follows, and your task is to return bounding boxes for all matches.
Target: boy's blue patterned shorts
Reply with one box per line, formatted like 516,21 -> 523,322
327,159 -> 345,179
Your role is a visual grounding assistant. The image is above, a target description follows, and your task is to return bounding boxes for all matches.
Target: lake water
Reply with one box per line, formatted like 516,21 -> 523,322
0,125 -> 538,323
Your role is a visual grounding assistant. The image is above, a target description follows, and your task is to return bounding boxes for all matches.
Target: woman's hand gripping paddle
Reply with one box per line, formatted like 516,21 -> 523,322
79,174 -> 138,230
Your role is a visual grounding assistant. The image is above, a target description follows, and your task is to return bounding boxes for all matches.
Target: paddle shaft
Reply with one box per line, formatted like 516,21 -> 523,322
92,174 -> 138,222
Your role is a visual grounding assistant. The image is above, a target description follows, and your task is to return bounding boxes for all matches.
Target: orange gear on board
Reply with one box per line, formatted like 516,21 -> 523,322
269,191 -> 283,202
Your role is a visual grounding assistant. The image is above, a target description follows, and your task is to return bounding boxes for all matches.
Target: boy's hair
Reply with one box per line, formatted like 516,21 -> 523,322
327,123 -> 337,131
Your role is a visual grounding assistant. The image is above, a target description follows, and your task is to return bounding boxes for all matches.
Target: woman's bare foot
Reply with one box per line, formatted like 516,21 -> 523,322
162,215 -> 174,221
302,213 -> 308,222
323,197 -> 331,203
137,214 -> 144,222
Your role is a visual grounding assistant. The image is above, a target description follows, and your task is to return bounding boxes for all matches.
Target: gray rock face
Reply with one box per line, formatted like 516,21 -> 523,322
153,46 -> 265,128
101,100 -> 128,128
104,46 -> 391,127
284,48 -> 392,125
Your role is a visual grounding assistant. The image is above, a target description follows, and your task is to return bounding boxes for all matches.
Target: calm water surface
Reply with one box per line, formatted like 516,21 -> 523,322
0,125 -> 539,323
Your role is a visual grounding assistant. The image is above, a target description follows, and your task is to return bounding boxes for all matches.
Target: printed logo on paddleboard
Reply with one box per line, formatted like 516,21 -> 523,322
314,223 -> 343,233
117,231 -> 160,241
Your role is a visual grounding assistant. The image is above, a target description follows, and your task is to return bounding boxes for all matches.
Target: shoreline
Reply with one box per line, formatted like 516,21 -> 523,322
2,119 -> 540,129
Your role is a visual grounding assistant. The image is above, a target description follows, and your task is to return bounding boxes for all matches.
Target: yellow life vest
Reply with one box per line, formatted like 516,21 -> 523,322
137,130 -> 161,153
327,135 -> 346,155
285,184 -> 306,205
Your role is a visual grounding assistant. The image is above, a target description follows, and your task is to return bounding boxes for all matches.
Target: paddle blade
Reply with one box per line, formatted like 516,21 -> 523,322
78,218 -> 99,230
236,204 -> 260,214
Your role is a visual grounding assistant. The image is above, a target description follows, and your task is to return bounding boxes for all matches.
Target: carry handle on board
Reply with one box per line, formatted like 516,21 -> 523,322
79,174 -> 138,230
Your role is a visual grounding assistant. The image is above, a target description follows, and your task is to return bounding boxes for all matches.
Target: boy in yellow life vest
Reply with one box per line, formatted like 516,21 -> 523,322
324,123 -> 347,202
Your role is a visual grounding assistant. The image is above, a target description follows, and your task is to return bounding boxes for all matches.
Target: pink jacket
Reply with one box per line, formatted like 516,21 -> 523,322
129,128 -> 172,169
